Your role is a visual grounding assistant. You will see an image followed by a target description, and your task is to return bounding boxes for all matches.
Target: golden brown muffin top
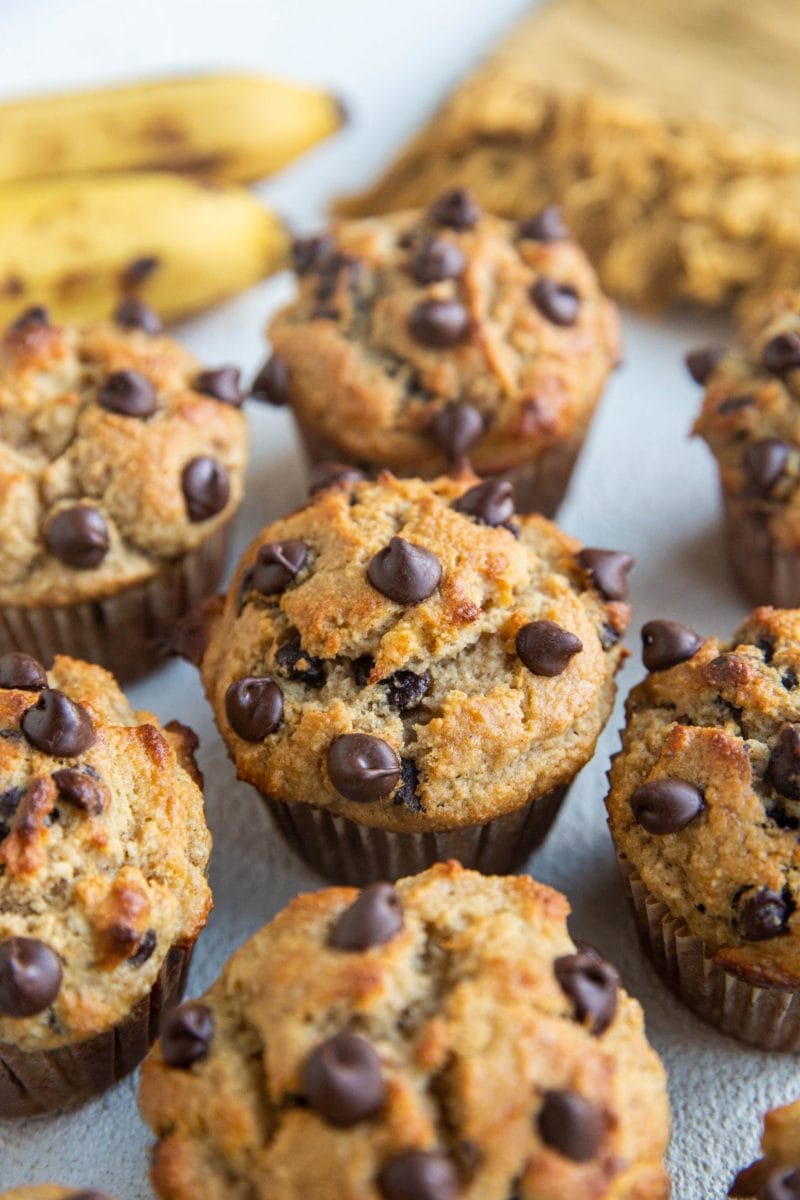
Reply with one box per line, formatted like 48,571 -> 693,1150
729,1098 -> 800,1198
200,472 -> 631,832
607,606 -> 800,988
693,290 -> 800,550
0,653 -> 211,1052
139,861 -> 670,1200
0,304 -> 248,605
266,190 -> 619,476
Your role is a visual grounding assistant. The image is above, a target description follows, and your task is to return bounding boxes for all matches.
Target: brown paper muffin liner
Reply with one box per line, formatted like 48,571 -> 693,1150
618,855 -> 800,1052
723,490 -> 800,608
262,783 -> 568,885
0,519 -> 233,682
0,940 -> 193,1118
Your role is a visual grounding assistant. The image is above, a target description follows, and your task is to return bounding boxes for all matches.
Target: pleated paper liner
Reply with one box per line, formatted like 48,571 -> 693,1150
0,519 -> 232,682
0,941 -> 193,1118
263,782 -> 568,885
723,490 -> 800,608
618,854 -> 800,1052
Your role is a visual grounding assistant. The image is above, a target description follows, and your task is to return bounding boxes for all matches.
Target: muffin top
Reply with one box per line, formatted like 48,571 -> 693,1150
139,861 -> 670,1200
265,189 -> 620,476
0,652 -> 211,1052
200,472 -> 631,832
692,289 -> 800,549
729,1099 -> 800,1199
0,303 -> 248,606
607,606 -> 800,987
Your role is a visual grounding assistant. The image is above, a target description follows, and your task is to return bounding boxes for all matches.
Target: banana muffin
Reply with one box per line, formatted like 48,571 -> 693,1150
0,302 -> 248,679
693,289 -> 800,607
263,189 -> 620,515
730,1098 -> 800,1198
139,861 -> 670,1200
0,651 -> 211,1116
607,606 -> 800,1050
198,470 -> 632,884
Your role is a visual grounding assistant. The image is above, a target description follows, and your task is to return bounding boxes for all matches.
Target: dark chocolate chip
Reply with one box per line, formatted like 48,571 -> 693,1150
394,758 -> 423,811
410,237 -> 466,284
516,620 -> 583,676
762,1167 -> 800,1200
629,779 -> 705,834
352,655 -> 375,688
736,888 -> 791,941
10,305 -> 49,332
554,950 -> 619,1035
120,254 -> 160,289
685,346 -> 724,385
518,205 -> 569,243
378,1151 -> 460,1200
408,299 -> 470,348
768,725 -> 800,799
330,882 -> 404,951
454,479 -> 515,527
577,548 -> 633,601
0,653 -> 47,691
303,1031 -> 386,1126
129,928 -> 157,966
252,539 -> 308,595
763,331 -> 800,375
0,937 -> 62,1016
182,457 -> 230,522
308,460 -> 365,494
538,1090 -> 604,1162
743,439 -> 789,497
98,369 -> 157,418
717,393 -> 755,415
52,767 -> 106,815
431,403 -> 483,462
368,537 -> 442,605
161,1001 -> 214,1068
251,353 -> 290,406
0,787 -> 22,841
46,506 -> 110,569
67,1191 -> 113,1200
327,733 -> 401,803
784,670 -> 799,691
225,677 -> 283,741
314,252 -> 361,312
292,233 -> 334,275
385,669 -> 431,712
275,634 -> 326,688
641,620 -> 703,671
194,366 -> 243,407
113,296 -> 162,334
429,187 -> 481,231
22,688 -> 95,757
530,277 -> 580,326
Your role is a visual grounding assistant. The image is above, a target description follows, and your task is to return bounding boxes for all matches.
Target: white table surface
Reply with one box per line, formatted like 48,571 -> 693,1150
0,2 -> 795,1196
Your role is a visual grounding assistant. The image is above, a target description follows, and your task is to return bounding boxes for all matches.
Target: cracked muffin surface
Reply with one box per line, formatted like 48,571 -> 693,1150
139,861 -> 670,1200
729,1098 -> 800,1198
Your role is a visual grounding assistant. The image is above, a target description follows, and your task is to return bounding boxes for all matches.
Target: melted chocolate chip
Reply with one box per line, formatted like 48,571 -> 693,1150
629,779 -> 705,834
454,479 -> 515,527
52,767 -> 106,815
194,366 -> 243,407
555,949 -> 619,1035
531,278 -> 580,326
309,460 -> 365,494
129,928 -> 157,966
743,439 -> 789,497
182,457 -> 230,522
518,205 -> 569,242
292,233 -> 334,275
161,1001 -> 214,1068
22,689 -> 95,757
763,331 -> 800,375
385,669 -> 431,712
275,634 -> 326,688
762,1167 -> 800,1200
736,888 -> 791,941
327,734 -> 401,803
113,296 -> 162,334
641,620 -> 703,671
251,353 -> 290,406
46,506 -> 110,569
0,653 -> 47,691
408,299 -> 470,348
516,620 -> 583,676
303,1031 -> 386,1126
685,346 -> 724,385
10,305 -> 49,332
352,655 -> 375,687
330,882 -> 404,951
0,787 -> 22,841
394,758 -> 423,811
252,539 -> 308,595
368,537 -> 442,605
577,548 -> 633,601
431,403 -> 483,462
378,1151 -> 460,1200
768,725 -> 800,799
225,677 -> 283,741
410,237 -> 466,284
429,187 -> 481,230
538,1091 -> 604,1162
0,937 -> 62,1016
98,369 -> 157,418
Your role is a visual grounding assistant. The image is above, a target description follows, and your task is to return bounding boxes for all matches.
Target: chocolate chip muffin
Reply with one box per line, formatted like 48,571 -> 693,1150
0,302 -> 248,679
198,471 -> 631,884
693,289 -> 800,607
607,606 -> 800,1050
0,651 -> 211,1116
730,1099 -> 800,1198
139,861 -> 670,1200
0,1190 -> 112,1200
263,188 -> 620,515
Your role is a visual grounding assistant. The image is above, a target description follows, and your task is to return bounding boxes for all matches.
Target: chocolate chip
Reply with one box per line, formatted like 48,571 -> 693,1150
743,439 -> 789,497
717,393 -> 755,415
685,346 -> 724,385
629,779 -> 705,834
252,539 -> 308,594
429,187 -> 481,230
410,237 -> 466,284
10,305 -> 49,332
0,653 -> 47,691
22,688 -> 95,757
251,353 -> 290,406
275,634 -> 325,688
394,758 -> 423,811
46,506 -> 110,569
763,331 -> 800,375
225,677 -> 283,741
538,1090 -> 604,1162
641,620 -> 703,671
52,767 -> 106,815
129,928 -> 157,966
577,548 -> 633,601
0,937 -> 62,1016
554,950 -> 619,1035
161,1001 -> 214,1068
518,205 -> 569,243
194,366 -> 242,407
378,1151 -> 460,1200
314,252 -> 361,313
431,403 -> 483,462
0,787 -> 22,840
767,725 -> 800,799
98,369 -> 157,418
328,734 -> 401,803
292,233 -> 334,275
113,296 -> 162,334
352,655 -> 375,688
736,888 -> 791,941
330,882 -> 404,951
385,669 -> 431,711
408,299 -> 470,348
303,1031 -> 386,1126
182,457 -> 230,522
368,537 -> 442,605
309,460 -> 365,494
762,1167 -> 800,1200
531,278 -> 580,326
67,1191 -> 113,1200
784,670 -> 799,691
516,620 -> 582,676
454,478 -> 515,527
120,255 -> 160,289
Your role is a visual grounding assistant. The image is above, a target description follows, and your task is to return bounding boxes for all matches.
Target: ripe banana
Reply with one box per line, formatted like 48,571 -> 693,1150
0,172 -> 288,327
0,74 -> 344,185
